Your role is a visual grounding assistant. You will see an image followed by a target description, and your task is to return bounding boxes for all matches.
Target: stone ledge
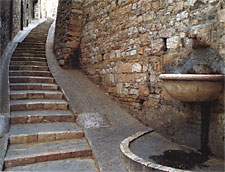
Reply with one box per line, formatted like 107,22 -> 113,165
0,115 -> 9,138
120,129 -> 190,172
0,135 -> 9,171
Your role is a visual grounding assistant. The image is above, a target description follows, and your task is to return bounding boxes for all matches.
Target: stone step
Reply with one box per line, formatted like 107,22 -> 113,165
17,42 -> 46,46
11,57 -> 46,62
10,61 -> 48,66
12,53 -> 46,57
10,65 -> 49,71
9,76 -> 54,83
10,110 -> 75,124
15,47 -> 45,50
4,139 -> 92,168
10,99 -> 68,111
5,158 -> 97,171
13,49 -> 45,53
15,49 -> 46,53
10,90 -> 63,100
9,70 -> 51,77
20,43 -> 46,46
16,45 -> 45,49
10,83 -> 59,91
9,122 -> 83,144
23,40 -> 47,43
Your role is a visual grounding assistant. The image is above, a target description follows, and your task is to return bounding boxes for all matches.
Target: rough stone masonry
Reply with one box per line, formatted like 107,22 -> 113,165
54,0 -> 225,158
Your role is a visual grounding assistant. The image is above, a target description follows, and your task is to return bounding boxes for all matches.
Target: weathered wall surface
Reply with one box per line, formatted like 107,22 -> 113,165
54,0 -> 225,158
1,0 -> 12,55
12,0 -> 22,38
54,0 -> 82,68
0,0 -> 34,55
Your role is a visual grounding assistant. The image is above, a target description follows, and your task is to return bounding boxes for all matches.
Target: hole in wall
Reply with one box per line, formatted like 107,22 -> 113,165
116,0 -> 119,6
181,38 -> 185,48
162,38 -> 168,52
86,14 -> 89,22
101,53 -> 105,61
139,99 -> 145,105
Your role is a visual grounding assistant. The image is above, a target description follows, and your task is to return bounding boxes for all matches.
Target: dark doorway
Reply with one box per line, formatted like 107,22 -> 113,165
26,3 -> 29,27
20,0 -> 24,30
9,0 -> 13,40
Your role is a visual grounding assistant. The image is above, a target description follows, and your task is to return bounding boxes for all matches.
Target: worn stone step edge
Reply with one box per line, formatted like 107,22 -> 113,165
9,130 -> 84,144
13,52 -> 46,55
15,47 -> 46,50
10,61 -> 48,66
9,76 -> 54,84
10,99 -> 68,111
12,54 -> 46,57
9,70 -> 51,77
9,65 -> 49,71
10,110 -> 75,124
13,50 -> 45,52
11,57 -> 47,62
10,83 -> 59,91
4,149 -> 92,169
10,90 -> 63,100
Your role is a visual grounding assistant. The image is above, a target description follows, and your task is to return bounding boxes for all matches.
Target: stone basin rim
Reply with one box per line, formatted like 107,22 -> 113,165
159,74 -> 224,81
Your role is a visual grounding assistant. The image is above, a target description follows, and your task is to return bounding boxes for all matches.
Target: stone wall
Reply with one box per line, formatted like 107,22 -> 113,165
54,0 -> 225,158
0,0 -> 34,55
1,0 -> 11,55
54,0 -> 83,68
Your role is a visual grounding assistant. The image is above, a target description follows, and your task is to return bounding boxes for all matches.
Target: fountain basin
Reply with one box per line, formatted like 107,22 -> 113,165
159,74 -> 224,102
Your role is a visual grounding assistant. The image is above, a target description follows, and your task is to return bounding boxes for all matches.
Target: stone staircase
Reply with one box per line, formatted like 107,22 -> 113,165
3,20 -> 98,171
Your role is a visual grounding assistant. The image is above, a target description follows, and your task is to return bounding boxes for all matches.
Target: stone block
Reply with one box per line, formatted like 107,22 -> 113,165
138,86 -> 149,96
151,38 -> 165,54
129,89 -> 139,96
218,9 -> 225,23
5,157 -> 36,168
55,132 -> 83,140
28,104 -> 44,110
117,63 -> 132,73
10,135 -> 27,144
26,134 -> 38,143
11,94 -> 27,100
132,63 -> 142,73
47,153 -> 61,161
28,116 -> 43,123
28,93 -> 45,99
167,36 -> 180,49
151,1 -> 160,9
38,133 -> 55,142
36,155 -> 48,163
187,0 -> 197,6
116,83 -> 123,94
11,104 -> 26,111
190,23 -> 212,48
115,74 -> 135,83
10,116 -> 28,124
135,73 -> 147,83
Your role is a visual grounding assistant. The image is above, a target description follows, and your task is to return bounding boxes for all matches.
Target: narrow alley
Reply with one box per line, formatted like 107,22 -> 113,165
4,20 -> 98,171
0,0 -> 224,172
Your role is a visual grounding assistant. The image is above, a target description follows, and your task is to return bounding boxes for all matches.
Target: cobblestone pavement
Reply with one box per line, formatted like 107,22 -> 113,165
47,22 -> 149,172
4,20 -> 98,172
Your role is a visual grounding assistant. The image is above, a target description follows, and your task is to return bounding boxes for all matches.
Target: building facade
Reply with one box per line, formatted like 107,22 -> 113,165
54,0 -> 225,158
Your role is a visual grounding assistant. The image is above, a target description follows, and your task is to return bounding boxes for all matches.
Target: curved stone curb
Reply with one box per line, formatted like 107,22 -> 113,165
120,130 -> 191,172
0,134 -> 9,171
0,19 -> 46,171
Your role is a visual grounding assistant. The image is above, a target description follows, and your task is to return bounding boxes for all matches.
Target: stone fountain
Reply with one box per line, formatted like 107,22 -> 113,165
159,73 -> 224,155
